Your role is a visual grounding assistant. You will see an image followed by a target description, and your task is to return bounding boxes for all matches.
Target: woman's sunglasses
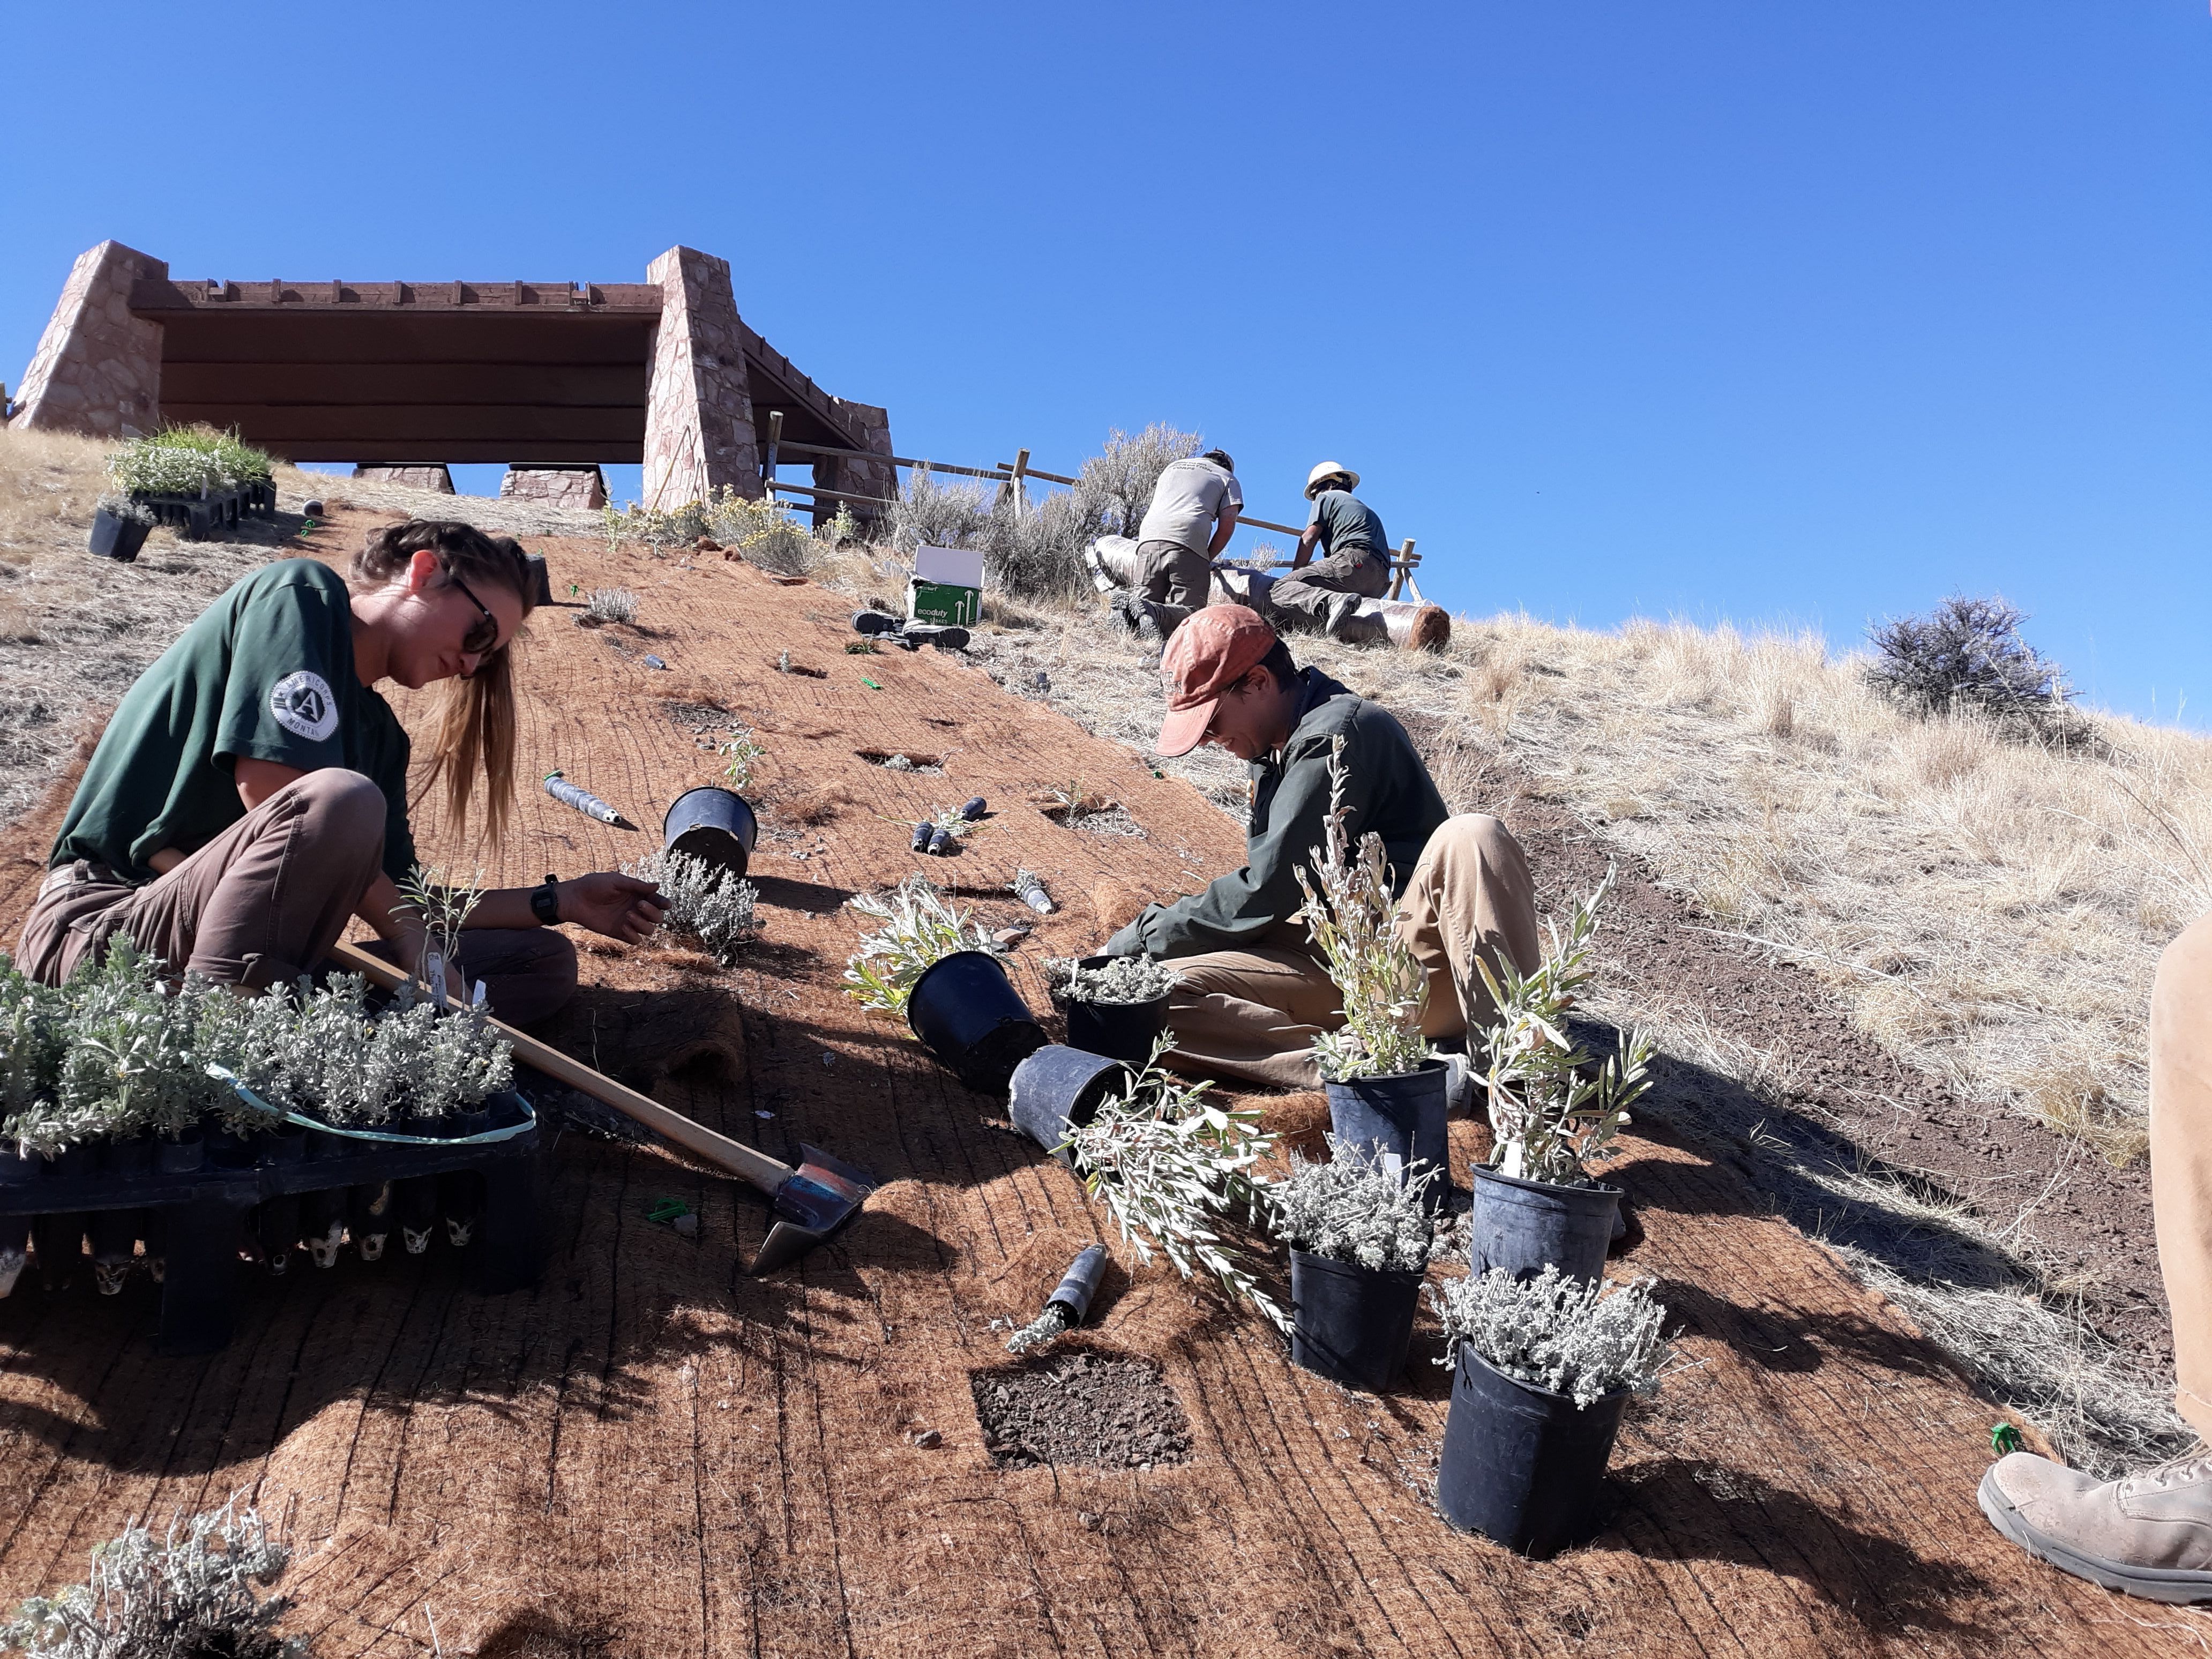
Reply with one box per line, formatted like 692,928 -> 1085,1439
445,569 -> 504,660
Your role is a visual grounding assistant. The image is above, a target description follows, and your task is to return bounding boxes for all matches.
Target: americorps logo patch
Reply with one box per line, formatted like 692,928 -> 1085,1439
270,671 -> 339,741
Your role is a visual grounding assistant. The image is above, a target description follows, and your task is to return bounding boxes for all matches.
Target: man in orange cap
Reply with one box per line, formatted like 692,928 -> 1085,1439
1101,605 -> 1540,1090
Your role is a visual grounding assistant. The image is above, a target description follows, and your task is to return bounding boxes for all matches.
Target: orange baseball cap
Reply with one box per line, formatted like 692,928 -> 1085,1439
1155,605 -> 1279,757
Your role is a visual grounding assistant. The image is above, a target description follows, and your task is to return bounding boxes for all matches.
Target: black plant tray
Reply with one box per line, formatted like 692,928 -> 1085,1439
0,1089 -> 541,1355
129,479 -> 276,541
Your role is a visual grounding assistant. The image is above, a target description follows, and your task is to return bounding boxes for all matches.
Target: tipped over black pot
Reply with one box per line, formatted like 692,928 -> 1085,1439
663,786 -> 758,878
907,951 -> 1046,1094
1435,1340 -> 1630,1558
1007,1044 -> 1133,1163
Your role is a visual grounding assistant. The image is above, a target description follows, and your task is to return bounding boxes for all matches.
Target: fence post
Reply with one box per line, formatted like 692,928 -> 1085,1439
761,410 -> 782,489
1380,540 -> 1415,606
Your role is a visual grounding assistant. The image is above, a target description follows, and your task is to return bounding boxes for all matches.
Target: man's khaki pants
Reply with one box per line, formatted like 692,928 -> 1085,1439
17,769 -> 577,1025
2151,911 -> 2212,1438
1159,814 -> 1542,1090
1269,549 -> 1393,637
1135,539 -> 1212,635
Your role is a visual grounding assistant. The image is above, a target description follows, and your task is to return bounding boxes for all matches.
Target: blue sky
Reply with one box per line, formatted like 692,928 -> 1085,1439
4,3 -> 2204,721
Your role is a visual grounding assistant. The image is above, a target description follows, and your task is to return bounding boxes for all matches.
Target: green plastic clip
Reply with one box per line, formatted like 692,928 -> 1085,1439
861,677 -> 883,691
647,1197 -> 691,1224
1991,1422 -> 2023,1454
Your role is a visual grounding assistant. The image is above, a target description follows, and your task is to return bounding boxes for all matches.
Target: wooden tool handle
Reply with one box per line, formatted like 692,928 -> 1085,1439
328,939 -> 794,1193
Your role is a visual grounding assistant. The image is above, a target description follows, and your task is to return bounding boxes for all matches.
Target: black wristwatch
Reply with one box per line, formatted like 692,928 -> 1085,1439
530,873 -> 562,926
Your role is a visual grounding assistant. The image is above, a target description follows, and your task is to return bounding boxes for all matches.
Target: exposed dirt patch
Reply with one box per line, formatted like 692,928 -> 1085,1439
972,1349 -> 1192,1470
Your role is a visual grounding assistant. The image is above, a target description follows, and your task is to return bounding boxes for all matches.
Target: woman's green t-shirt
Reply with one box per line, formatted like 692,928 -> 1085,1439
51,559 -> 417,884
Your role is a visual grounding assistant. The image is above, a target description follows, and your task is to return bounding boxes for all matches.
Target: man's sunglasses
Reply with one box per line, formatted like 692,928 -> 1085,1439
446,568 -> 504,661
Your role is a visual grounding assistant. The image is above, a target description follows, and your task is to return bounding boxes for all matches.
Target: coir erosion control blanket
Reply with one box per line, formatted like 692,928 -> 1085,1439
0,517 -> 2184,1656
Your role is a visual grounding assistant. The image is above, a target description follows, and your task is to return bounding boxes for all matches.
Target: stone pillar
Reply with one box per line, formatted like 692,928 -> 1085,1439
353,464 -> 454,493
500,466 -> 607,510
8,241 -> 168,438
642,246 -> 760,510
819,397 -> 898,533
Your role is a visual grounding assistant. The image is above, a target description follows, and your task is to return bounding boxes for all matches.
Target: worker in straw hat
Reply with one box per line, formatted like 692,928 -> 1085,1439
1100,604 -> 1538,1094
1977,910 -> 2212,1604
1266,461 -> 1421,645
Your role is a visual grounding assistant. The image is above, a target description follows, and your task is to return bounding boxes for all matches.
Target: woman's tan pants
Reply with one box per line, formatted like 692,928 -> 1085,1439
2152,911 -> 2212,1438
1158,814 -> 1541,1090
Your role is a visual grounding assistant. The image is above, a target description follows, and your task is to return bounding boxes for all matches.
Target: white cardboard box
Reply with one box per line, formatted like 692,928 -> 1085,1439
913,544 -> 985,589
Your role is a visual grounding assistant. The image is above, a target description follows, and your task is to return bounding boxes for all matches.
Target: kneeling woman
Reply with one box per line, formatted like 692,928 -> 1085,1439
19,520 -> 665,1019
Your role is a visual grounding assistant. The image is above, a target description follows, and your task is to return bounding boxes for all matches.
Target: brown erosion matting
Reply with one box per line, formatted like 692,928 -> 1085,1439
0,514 -> 2192,1657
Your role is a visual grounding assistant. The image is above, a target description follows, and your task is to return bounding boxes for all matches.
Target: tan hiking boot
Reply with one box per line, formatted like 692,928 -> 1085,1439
1979,1448 -> 2212,1603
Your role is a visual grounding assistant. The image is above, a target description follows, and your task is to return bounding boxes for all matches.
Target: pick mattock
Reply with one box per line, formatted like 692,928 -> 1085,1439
331,940 -> 876,1273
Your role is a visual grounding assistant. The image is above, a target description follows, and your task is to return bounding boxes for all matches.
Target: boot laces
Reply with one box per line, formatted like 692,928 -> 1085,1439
2131,1444 -> 2212,1492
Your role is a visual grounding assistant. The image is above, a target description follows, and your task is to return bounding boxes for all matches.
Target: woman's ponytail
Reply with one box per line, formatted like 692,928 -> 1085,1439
352,520 -> 535,849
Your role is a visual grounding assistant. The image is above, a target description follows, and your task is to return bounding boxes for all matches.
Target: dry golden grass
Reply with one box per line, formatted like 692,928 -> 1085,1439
1331,613 -> 2198,1166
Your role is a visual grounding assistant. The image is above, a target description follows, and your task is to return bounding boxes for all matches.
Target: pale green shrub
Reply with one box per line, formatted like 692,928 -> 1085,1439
842,876 -> 1000,1012
1431,1266 -> 1675,1409
1268,1137 -> 1437,1273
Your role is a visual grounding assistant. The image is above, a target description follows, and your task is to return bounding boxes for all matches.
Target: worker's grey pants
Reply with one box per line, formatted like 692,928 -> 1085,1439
17,769 -> 578,1025
1135,539 -> 1213,634
1269,549 -> 1392,636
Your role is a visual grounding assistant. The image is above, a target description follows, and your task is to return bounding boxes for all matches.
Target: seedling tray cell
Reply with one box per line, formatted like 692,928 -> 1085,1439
0,1090 -> 542,1354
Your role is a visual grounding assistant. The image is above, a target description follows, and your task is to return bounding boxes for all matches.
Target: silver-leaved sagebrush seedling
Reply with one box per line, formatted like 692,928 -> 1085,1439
1473,868 -> 1657,1185
1047,954 -> 1179,1005
623,850 -> 759,966
842,875 -> 1001,1013
1431,1266 -> 1677,1409
1059,1034 -> 1284,1331
1268,1136 -> 1439,1274
1296,737 -> 1430,1082
2,1496 -> 299,1659
0,940 -> 514,1155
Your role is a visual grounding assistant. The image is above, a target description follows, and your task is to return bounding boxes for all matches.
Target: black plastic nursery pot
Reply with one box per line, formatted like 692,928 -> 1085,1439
1007,1044 -> 1134,1164
1289,1249 -> 1424,1393
1325,1061 -> 1450,1210
907,951 -> 1047,1095
87,507 -> 151,562
1057,954 -> 1171,1070
663,786 -> 758,879
1467,1163 -> 1621,1287
1436,1340 -> 1630,1559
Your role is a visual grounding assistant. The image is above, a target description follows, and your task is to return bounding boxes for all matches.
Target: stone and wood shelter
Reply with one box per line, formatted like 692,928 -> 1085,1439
6,241 -> 893,523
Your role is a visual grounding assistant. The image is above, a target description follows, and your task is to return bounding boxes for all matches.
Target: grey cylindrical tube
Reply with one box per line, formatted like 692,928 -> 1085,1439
1047,1244 -> 1110,1324
544,769 -> 638,831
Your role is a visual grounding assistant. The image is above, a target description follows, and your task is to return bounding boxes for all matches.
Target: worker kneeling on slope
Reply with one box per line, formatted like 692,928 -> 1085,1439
1100,604 -> 1535,1092
1108,448 -> 1243,644
1979,911 -> 2212,1605
19,521 -> 666,1019
1271,462 -> 1443,652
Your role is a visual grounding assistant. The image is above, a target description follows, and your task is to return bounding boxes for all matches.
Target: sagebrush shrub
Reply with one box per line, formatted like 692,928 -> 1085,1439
1865,595 -> 2089,745
1269,1137 -> 1436,1272
885,468 -> 993,555
842,876 -> 1000,1012
584,587 -> 638,625
1048,954 -> 1178,1005
1430,1266 -> 1674,1408
3,1498 -> 299,1659
624,850 -> 759,966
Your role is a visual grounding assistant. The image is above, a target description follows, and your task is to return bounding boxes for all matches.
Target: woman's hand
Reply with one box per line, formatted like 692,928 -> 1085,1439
555,873 -> 669,944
